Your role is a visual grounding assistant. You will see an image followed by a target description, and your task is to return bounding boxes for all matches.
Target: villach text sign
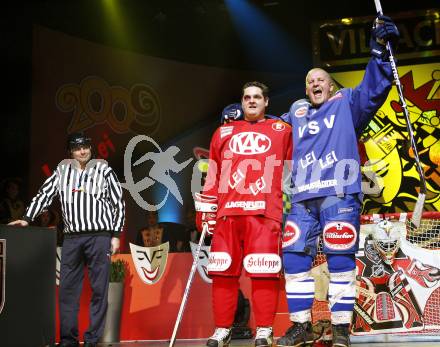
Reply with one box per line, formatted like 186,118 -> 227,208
312,9 -> 440,68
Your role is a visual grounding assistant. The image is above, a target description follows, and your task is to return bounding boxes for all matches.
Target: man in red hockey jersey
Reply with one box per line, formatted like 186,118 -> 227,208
195,81 -> 292,347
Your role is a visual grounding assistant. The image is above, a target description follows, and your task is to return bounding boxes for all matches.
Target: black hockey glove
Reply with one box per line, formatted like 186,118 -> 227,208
370,15 -> 400,60
221,103 -> 244,124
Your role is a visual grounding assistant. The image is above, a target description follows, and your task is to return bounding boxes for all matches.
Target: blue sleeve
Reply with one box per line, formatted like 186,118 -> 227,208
281,112 -> 291,125
350,56 -> 393,135
282,99 -> 309,125
266,114 -> 282,120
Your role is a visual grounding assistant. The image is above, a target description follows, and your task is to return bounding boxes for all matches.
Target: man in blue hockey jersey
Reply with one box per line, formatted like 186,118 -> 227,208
276,15 -> 400,347
218,15 -> 400,347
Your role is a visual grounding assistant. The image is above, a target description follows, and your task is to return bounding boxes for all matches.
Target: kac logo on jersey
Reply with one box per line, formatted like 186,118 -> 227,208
295,106 -> 308,118
282,221 -> 301,248
0,240 -> 5,315
129,242 -> 169,285
272,122 -> 286,131
323,222 -> 357,250
229,132 -> 271,155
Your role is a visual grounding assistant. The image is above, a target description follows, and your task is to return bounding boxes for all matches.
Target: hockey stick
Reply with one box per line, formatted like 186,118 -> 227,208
169,223 -> 209,347
373,0 -> 427,228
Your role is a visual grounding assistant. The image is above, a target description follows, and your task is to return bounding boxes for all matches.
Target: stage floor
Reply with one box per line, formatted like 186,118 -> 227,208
98,341 -> 440,347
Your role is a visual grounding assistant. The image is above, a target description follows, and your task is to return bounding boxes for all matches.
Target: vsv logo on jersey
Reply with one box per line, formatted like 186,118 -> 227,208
229,132 -> 271,155
298,114 -> 335,138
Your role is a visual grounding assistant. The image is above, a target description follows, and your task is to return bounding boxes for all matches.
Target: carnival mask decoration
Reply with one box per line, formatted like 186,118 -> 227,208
129,242 -> 169,285
190,241 -> 212,284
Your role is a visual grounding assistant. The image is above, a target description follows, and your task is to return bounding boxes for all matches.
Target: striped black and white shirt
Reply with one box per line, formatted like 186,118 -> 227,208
24,159 -> 125,236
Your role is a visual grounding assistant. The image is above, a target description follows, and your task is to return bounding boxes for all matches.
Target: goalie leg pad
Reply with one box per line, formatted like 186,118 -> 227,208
327,254 -> 356,324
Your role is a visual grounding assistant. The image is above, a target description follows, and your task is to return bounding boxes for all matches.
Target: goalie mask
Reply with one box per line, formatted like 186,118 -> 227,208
372,220 -> 401,265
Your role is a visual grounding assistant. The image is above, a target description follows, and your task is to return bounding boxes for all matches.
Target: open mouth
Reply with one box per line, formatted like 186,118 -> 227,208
202,265 -> 211,279
141,266 -> 159,281
313,89 -> 323,98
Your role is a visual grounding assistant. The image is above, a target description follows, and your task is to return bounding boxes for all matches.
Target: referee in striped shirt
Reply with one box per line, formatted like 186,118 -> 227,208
9,132 -> 125,347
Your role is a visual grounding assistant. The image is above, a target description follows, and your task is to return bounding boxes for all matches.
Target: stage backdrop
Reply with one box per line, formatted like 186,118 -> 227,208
30,25 -> 304,249
31,20 -> 440,251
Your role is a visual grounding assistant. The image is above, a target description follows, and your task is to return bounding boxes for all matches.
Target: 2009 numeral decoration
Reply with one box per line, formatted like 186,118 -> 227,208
56,76 -> 161,135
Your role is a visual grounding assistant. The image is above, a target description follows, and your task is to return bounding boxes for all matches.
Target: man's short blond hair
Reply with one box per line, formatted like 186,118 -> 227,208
305,68 -> 334,87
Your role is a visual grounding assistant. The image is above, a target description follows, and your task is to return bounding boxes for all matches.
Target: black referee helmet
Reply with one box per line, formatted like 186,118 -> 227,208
67,132 -> 92,151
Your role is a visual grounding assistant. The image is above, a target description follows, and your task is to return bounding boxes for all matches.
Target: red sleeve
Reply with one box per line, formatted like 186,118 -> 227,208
285,130 -> 293,162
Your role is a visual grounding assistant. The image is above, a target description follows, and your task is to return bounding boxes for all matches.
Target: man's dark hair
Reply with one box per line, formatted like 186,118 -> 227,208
242,81 -> 269,99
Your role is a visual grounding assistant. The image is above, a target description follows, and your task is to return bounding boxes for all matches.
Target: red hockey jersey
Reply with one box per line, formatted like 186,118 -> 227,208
203,118 -> 293,222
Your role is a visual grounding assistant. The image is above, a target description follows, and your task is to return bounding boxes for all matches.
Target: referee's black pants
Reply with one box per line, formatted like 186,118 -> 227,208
59,234 -> 111,344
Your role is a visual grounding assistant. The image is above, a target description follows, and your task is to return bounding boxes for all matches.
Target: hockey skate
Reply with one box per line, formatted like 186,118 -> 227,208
332,324 -> 350,347
312,319 -> 332,346
276,321 -> 314,347
255,327 -> 273,347
206,327 -> 232,347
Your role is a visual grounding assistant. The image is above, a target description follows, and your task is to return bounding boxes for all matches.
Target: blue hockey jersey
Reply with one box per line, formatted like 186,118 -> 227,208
282,57 -> 393,203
